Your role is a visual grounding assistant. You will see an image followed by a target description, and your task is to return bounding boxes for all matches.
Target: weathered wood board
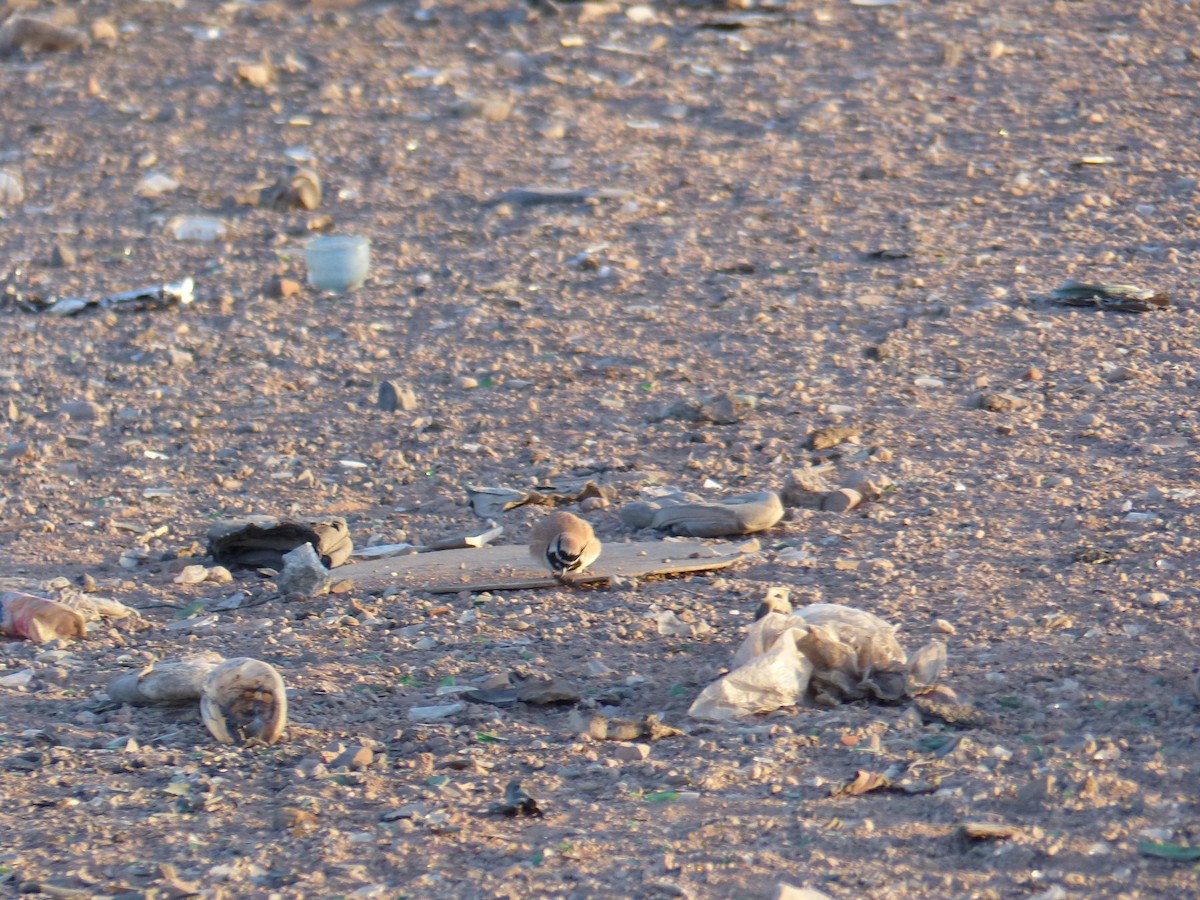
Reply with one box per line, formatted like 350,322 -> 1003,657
337,539 -> 755,593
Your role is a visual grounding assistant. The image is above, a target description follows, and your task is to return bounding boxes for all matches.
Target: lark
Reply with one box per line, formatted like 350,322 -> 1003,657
529,511 -> 601,583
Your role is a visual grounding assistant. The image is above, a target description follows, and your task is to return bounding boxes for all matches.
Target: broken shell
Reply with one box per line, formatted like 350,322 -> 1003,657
200,658 -> 287,745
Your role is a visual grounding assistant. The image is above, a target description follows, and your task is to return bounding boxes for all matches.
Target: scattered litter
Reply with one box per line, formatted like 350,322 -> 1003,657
689,604 -> 947,720
466,479 -> 612,517
200,657 -> 288,745
620,490 -> 783,537
409,702 -> 464,721
466,485 -> 532,517
46,277 -> 194,317
108,652 -> 224,706
426,525 -> 504,552
0,591 -> 87,643
490,780 -> 543,818
483,187 -> 597,208
1050,280 -> 1169,313
169,216 -> 227,242
1137,841 -> 1200,861
352,542 -> 420,559
207,515 -> 352,569
305,234 -> 370,293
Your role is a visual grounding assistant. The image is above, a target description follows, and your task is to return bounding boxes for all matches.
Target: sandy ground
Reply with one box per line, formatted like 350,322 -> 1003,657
2,0 -> 1200,897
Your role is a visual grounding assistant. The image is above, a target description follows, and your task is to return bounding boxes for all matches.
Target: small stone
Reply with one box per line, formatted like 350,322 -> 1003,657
237,56 -> 275,88
174,564 -> 209,585
0,170 -> 24,205
479,99 -> 512,122
1022,365 -> 1043,381
0,669 -> 35,689
1138,591 -> 1171,608
934,618 -> 957,634
516,674 -> 581,706
136,171 -> 180,199
49,243 -> 76,268
270,276 -> 303,299
773,886 -> 834,900
781,468 -> 834,508
378,380 -> 418,412
332,745 -> 374,770
90,19 -> 118,42
276,542 -> 330,597
612,742 -> 651,762
808,425 -> 862,451
914,375 -> 945,389
457,376 -> 480,390
980,392 -> 1026,412
59,400 -> 105,421
584,660 -> 616,677
626,4 -> 657,23
822,488 -> 862,513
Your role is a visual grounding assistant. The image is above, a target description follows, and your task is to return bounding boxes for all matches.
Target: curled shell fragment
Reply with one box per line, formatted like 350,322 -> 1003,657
200,658 -> 287,745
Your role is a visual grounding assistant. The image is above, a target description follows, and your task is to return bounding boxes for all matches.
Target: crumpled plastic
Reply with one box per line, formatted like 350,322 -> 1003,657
689,603 -> 946,721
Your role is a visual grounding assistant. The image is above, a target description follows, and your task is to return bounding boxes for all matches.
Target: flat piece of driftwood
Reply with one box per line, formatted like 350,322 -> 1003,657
336,539 -> 753,593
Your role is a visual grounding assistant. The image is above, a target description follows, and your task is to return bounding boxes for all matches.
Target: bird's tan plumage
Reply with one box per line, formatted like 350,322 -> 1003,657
529,511 -> 601,581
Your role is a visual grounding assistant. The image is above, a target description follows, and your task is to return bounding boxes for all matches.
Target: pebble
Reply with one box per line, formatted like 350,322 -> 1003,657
332,745 -> 374,770
980,392 -> 1026,412
49,243 -> 76,267
59,400 -> 105,421
773,886 -> 834,900
378,380 -> 418,412
136,171 -> 180,199
822,488 -> 862,513
277,543 -> 330,597
0,669 -> 35,689
914,375 -> 945,389
626,4 -> 657,23
0,170 -> 24,205
612,742 -> 651,762
934,618 -> 956,634
90,19 -> 118,42
174,564 -> 209,586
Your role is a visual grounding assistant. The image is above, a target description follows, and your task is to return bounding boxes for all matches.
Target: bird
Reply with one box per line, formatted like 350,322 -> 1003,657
529,511 -> 601,582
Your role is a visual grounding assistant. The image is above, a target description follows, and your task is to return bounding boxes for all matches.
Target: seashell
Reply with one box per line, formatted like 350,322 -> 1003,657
200,658 -> 287,745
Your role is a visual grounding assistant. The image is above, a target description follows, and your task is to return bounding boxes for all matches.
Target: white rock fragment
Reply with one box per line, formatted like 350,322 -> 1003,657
137,172 -> 180,199
409,702 -> 463,721
0,170 -> 24,205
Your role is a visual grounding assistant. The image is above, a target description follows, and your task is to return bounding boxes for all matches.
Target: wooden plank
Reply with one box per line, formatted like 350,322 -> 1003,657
336,539 -> 754,593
